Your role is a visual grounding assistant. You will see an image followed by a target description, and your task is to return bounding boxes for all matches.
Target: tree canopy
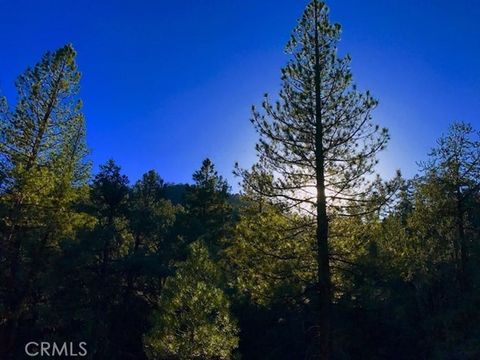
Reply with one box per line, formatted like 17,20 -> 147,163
1,2 -> 479,359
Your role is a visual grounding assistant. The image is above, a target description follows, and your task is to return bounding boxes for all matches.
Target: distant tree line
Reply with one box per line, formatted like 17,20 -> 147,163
1,1 -> 480,359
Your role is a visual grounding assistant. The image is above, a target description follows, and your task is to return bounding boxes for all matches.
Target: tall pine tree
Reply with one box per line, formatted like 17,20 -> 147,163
0,44 -> 89,357
236,1 -> 393,356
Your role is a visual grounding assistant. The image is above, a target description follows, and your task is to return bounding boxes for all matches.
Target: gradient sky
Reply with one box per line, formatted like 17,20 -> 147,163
1,0 -> 479,188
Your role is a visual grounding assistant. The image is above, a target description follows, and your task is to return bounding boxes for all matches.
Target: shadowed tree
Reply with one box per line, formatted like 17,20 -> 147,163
129,169 -> 179,261
417,122 -> 480,292
236,1 -> 396,357
48,160 -> 132,358
366,123 -> 480,358
87,160 -> 131,357
0,44 -> 89,358
2,9 -> 480,360
184,158 -> 232,254
121,170 -> 181,357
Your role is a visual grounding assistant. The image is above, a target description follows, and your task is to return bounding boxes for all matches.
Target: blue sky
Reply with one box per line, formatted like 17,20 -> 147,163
1,0 -> 479,188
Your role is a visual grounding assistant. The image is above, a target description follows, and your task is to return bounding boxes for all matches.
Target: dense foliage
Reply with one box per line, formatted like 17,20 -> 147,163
1,2 -> 479,359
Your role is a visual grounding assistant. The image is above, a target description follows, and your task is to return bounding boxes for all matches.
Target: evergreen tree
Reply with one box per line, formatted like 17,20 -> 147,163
417,121 -> 480,291
129,170 -> 177,253
49,160 -> 132,358
122,170 -> 181,357
1,12 -> 479,360
0,44 -> 89,357
236,1 -> 395,356
87,160 -> 132,357
366,123 -> 480,357
144,241 -> 239,360
184,158 -> 232,253
226,197 -> 315,306
127,170 -> 180,288
225,197 -> 314,358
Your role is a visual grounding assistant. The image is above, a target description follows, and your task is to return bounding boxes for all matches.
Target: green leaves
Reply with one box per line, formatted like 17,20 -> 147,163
144,241 -> 239,360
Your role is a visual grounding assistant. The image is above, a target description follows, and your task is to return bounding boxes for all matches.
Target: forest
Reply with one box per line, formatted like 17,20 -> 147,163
1,1 -> 479,359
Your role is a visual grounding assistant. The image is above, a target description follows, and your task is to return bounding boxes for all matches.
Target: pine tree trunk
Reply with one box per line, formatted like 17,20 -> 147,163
314,1 -> 332,357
